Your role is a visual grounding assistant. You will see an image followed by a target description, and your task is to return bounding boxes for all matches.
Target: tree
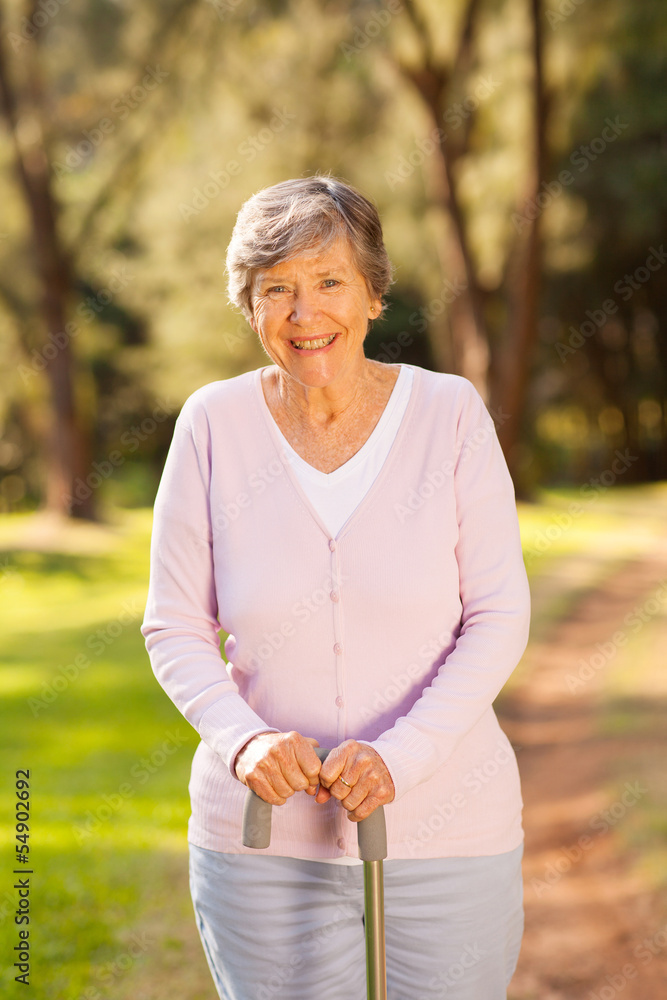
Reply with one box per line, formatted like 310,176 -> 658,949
0,1 -> 93,516
0,0 -> 202,517
387,0 -> 546,481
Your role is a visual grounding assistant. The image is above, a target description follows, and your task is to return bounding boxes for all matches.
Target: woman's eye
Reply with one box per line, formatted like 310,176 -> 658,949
322,279 -> 339,288
268,285 -> 287,293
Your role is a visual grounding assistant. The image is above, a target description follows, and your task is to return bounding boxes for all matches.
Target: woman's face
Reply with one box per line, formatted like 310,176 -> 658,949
249,236 -> 381,390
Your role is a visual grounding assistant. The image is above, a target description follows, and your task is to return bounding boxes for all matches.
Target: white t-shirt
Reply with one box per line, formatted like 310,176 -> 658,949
271,364 -> 414,862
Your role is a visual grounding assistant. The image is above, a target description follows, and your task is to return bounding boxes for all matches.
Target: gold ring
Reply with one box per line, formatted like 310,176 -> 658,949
339,776 -> 352,788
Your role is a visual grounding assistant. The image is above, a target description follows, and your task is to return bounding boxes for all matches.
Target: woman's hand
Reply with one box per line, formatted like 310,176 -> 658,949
234,731 -> 322,805
317,740 -> 395,822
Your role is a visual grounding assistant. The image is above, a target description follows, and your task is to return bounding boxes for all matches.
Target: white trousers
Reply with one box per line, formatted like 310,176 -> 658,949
188,843 -> 524,1000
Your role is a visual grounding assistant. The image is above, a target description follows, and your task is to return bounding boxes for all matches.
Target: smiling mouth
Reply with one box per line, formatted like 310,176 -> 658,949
290,334 -> 337,350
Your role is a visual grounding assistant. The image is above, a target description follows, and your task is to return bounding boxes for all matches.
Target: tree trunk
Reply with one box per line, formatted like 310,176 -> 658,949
398,0 -> 490,398
0,6 -> 94,518
491,0 -> 546,485
428,128 -> 490,397
395,0 -> 547,465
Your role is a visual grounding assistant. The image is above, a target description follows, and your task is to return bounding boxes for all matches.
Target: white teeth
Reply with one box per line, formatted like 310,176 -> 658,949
291,334 -> 336,350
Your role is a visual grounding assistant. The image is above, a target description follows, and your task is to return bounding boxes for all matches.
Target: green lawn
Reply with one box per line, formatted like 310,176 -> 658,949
1,486 -> 666,997
0,511 -> 210,999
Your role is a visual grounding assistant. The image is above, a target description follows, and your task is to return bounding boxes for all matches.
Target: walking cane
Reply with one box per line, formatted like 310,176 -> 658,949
242,747 -> 388,1000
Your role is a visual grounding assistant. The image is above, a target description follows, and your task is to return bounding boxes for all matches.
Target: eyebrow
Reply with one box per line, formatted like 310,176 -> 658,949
255,266 -> 347,288
314,266 -> 345,276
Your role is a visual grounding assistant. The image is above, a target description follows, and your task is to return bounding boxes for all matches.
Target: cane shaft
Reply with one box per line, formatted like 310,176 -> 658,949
363,859 -> 387,1000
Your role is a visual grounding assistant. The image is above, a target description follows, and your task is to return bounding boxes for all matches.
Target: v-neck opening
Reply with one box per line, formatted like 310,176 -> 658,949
270,365 -> 412,486
253,364 -> 421,539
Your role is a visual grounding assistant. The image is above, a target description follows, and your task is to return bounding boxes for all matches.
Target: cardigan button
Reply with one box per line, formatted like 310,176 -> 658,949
328,539 -> 336,551
333,643 -> 343,655
335,696 -> 344,708
337,838 -> 345,850
330,591 -> 339,602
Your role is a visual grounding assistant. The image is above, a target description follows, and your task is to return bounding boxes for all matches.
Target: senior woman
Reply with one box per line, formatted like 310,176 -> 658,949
141,175 -> 530,1000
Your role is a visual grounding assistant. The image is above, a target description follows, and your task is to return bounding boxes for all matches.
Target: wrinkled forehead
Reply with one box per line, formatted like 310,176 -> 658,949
251,235 -> 360,291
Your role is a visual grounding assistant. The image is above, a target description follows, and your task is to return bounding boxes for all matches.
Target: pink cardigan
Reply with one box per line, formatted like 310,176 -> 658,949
141,364 -> 530,858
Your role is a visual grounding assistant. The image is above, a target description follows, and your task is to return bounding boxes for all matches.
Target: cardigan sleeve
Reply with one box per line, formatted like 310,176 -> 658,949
363,384 -> 531,802
141,398 -> 278,774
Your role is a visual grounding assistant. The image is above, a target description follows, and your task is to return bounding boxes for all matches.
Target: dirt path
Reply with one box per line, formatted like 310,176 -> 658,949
501,551 -> 667,999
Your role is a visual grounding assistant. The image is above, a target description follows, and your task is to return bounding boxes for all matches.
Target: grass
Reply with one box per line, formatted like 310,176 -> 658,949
0,510 -> 210,999
1,485 -> 666,997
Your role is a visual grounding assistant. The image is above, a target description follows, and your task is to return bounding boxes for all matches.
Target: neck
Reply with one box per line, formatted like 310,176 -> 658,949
275,357 -> 378,429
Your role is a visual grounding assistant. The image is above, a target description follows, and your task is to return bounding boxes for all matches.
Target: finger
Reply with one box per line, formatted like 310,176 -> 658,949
236,733 -> 323,802
294,740 -> 322,787
346,801 -> 375,822
280,755 -> 315,793
345,791 -> 388,822
244,774 -> 291,807
323,762 -> 365,802
336,779 -> 364,810
328,773 -> 357,803
262,734 -> 317,794
335,763 -> 394,813
344,770 -> 395,820
318,743 -> 356,790
245,754 -> 298,801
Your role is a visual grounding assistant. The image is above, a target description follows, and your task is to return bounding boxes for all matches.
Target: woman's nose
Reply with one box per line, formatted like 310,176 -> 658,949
289,290 -> 320,325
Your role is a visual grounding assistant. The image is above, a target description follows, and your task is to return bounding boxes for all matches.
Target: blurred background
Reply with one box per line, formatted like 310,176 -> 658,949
0,1 -> 665,998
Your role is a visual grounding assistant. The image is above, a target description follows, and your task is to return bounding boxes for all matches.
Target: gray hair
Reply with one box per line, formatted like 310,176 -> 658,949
225,175 -> 395,322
